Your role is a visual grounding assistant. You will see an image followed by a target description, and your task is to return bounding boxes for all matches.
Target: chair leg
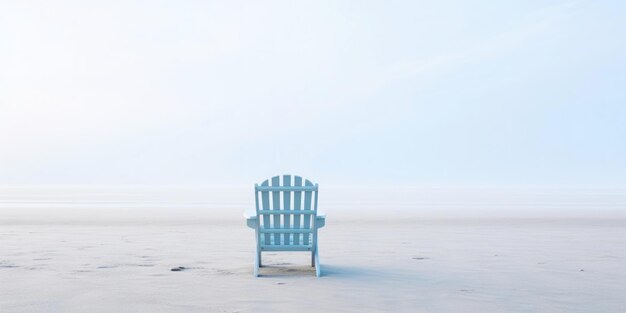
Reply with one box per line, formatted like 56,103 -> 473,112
311,249 -> 315,267
254,249 -> 260,277
314,248 -> 321,277
258,249 -> 262,267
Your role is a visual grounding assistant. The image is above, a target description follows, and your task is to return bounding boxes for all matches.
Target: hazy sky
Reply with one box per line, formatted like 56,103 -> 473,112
1,0 -> 625,186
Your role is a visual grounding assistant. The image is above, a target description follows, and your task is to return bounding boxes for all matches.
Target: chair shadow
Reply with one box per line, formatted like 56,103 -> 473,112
257,264 -> 315,278
257,264 -> 373,278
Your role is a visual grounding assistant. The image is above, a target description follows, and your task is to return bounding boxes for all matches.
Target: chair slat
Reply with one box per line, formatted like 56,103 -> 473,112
282,175 -> 291,245
271,176 -> 281,245
303,180 -> 313,245
293,176 -> 302,245
260,180 -> 271,245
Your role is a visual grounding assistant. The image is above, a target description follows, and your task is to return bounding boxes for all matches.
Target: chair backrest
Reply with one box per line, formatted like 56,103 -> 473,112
255,175 -> 319,250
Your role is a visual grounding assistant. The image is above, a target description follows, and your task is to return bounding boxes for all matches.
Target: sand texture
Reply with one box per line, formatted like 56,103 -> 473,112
1,187 -> 625,312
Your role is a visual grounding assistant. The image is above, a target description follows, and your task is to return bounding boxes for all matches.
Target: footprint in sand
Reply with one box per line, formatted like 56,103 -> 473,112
0,260 -> 19,268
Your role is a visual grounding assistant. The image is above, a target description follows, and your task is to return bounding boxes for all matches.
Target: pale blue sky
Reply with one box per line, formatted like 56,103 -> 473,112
1,0 -> 625,186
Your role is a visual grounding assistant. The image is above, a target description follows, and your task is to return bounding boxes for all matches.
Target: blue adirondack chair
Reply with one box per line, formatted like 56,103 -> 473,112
244,175 -> 326,277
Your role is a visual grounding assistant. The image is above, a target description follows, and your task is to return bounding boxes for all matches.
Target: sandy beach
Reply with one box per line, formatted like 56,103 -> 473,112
1,187 -> 625,312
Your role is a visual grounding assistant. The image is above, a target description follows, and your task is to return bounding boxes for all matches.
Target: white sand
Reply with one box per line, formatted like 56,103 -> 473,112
1,187 -> 626,312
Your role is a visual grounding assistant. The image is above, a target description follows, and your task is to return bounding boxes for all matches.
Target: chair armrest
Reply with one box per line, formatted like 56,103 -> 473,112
244,210 -> 257,229
316,211 -> 326,228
